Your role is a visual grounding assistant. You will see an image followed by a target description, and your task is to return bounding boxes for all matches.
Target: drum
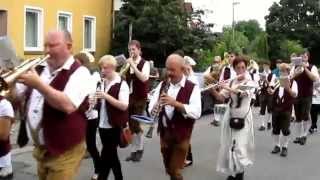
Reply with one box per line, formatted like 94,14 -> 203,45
213,104 -> 228,122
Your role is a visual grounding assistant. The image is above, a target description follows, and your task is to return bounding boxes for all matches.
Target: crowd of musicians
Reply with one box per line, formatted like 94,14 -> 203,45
0,30 -> 320,180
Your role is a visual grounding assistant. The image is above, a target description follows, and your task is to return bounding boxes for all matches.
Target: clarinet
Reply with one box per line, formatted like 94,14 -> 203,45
145,78 -> 170,138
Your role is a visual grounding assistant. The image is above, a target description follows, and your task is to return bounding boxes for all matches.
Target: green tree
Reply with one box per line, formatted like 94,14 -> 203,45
279,40 -> 304,60
234,20 -> 263,41
265,0 -> 320,63
248,32 -> 269,60
111,0 -> 215,67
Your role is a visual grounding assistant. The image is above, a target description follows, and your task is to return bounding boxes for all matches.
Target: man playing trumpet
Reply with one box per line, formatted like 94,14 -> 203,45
267,63 -> 297,157
148,54 -> 201,180
291,51 -> 319,145
15,30 -> 92,180
125,40 -> 150,162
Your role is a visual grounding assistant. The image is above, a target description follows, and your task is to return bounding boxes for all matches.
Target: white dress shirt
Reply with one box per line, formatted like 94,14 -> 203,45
0,99 -> 14,167
148,75 -> 202,127
16,56 -> 92,145
278,80 -> 298,98
99,74 -> 129,129
129,56 -> 150,94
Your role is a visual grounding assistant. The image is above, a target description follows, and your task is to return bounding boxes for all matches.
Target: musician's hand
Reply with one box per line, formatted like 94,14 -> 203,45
160,94 -> 176,107
267,87 -> 275,95
238,90 -> 248,97
95,91 -> 108,100
237,74 -> 246,81
127,57 -> 135,67
17,68 -> 42,89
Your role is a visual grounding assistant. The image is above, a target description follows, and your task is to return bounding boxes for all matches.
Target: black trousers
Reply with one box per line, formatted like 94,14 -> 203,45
294,96 -> 312,122
311,104 -> 320,128
86,119 -> 100,174
186,144 -> 193,162
259,94 -> 273,115
272,111 -> 291,136
98,128 -> 123,180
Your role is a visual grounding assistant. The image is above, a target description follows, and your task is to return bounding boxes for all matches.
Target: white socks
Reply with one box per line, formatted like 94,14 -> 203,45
295,122 -> 302,138
281,136 -> 290,148
302,121 -> 310,137
273,135 -> 280,147
131,132 -> 144,152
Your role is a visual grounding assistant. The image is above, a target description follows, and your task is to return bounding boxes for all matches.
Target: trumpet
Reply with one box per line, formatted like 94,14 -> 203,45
0,55 -> 50,94
119,53 -> 134,76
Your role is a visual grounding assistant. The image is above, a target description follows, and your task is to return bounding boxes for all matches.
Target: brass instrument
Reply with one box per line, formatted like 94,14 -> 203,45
119,53 -> 133,76
201,73 -> 246,92
0,55 -> 50,94
145,78 -> 170,138
204,64 -> 221,86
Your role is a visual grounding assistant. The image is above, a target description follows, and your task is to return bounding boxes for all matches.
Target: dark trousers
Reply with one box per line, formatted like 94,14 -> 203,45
259,94 -> 273,115
128,99 -> 146,133
86,119 -> 100,174
98,128 -> 123,180
311,104 -> 320,128
272,111 -> 291,136
294,96 -> 312,122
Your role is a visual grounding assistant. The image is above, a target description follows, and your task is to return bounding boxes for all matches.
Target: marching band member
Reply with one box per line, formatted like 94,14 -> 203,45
268,63 -> 297,157
148,54 -> 201,180
212,57 -> 255,180
0,96 -> 14,179
95,55 -> 129,180
310,79 -> 320,134
125,40 -> 150,162
291,52 -> 319,145
74,50 -> 101,180
258,61 -> 275,131
183,56 -> 198,167
219,52 -> 237,82
16,30 -> 92,180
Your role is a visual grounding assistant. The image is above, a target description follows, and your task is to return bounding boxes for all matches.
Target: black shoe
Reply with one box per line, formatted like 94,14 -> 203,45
125,152 -> 136,161
235,172 -> 244,180
293,137 -> 301,144
133,150 -> 143,162
258,126 -> 266,131
300,136 -> 307,145
267,123 -> 272,130
271,146 -> 281,154
227,176 -> 235,180
211,120 -> 220,127
280,147 -> 288,157
309,127 -> 318,134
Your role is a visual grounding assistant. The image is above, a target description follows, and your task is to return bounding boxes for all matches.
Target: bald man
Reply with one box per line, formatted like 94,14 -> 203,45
16,30 -> 92,180
148,54 -> 201,180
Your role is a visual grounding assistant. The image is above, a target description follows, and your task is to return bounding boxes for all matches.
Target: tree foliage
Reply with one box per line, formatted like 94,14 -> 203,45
235,20 -> 263,41
111,0 -> 215,67
265,0 -> 320,63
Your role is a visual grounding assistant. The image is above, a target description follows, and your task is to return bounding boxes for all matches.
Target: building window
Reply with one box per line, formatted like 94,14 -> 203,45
24,6 -> 43,51
83,16 -> 96,51
0,10 -> 8,36
58,11 -> 72,32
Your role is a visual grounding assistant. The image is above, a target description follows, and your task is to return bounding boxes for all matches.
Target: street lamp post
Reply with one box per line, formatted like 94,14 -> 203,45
232,0 -> 240,42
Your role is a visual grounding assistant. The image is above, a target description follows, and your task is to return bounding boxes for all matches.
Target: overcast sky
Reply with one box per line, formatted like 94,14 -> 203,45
189,0 -> 280,32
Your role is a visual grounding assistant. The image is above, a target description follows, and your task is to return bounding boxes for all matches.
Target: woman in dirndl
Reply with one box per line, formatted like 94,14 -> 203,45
210,56 -> 255,180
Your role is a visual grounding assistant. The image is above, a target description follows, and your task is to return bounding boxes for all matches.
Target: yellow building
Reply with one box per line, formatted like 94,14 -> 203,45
0,0 -> 113,60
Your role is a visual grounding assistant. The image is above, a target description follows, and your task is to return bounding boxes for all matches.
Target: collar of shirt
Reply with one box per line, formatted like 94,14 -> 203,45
42,56 -> 75,77
104,74 -> 121,91
170,75 -> 186,88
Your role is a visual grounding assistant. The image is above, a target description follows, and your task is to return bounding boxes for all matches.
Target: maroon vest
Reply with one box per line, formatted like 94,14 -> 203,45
294,65 -> 314,98
28,61 -> 88,155
126,59 -> 149,100
158,80 -> 196,142
223,66 -> 231,80
273,80 -> 295,112
0,96 -> 11,157
260,73 -> 273,95
97,80 -> 129,128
